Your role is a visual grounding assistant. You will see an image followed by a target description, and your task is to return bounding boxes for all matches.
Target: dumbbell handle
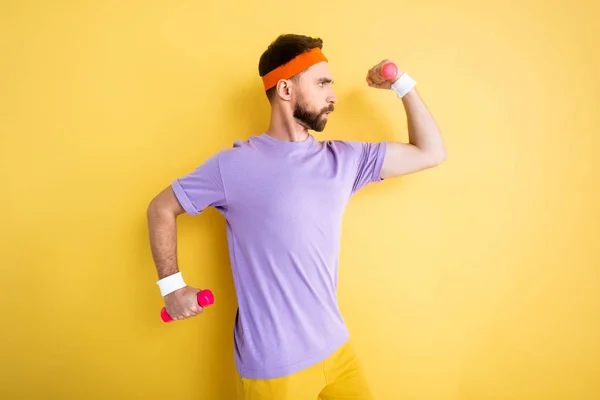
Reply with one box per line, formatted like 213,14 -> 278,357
160,289 -> 215,322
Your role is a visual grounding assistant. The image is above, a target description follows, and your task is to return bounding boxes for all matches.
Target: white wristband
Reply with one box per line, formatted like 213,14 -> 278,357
391,72 -> 416,98
157,272 -> 186,296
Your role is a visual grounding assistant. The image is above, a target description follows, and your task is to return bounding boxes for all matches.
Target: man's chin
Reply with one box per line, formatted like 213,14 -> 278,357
312,122 -> 327,132
313,114 -> 329,131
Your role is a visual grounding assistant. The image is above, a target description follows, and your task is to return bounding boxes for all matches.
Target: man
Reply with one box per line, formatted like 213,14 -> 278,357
147,34 -> 446,399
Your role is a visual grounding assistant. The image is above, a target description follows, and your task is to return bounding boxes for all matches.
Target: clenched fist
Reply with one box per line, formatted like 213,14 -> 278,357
163,286 -> 204,321
366,59 -> 404,90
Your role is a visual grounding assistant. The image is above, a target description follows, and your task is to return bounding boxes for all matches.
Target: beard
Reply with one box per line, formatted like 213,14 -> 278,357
293,95 -> 334,132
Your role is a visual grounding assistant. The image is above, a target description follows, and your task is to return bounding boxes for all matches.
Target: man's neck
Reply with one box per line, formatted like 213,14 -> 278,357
265,106 -> 309,142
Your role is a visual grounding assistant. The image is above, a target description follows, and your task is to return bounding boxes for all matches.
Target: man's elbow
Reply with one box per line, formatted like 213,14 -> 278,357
426,149 -> 447,168
435,150 -> 448,165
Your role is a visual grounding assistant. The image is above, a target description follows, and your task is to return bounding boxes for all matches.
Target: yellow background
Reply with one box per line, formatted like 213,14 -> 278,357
1,1 -> 599,399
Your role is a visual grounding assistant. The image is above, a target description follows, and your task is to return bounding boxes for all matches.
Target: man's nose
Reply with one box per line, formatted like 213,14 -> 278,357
328,91 -> 337,104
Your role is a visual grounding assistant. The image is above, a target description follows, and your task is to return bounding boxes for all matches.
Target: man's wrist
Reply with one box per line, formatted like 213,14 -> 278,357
391,72 -> 417,98
157,271 -> 187,296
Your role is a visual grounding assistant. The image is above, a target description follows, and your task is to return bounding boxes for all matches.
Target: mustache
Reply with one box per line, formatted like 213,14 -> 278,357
323,104 -> 334,113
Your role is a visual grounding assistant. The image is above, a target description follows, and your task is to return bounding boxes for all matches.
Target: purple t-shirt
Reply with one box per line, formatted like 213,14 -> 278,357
171,133 -> 387,379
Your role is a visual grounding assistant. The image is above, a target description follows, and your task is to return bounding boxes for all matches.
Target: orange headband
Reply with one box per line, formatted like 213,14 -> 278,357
261,47 -> 328,91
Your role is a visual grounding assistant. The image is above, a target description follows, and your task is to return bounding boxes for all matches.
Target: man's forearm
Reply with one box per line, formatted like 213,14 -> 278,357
402,89 -> 447,161
147,207 -> 179,280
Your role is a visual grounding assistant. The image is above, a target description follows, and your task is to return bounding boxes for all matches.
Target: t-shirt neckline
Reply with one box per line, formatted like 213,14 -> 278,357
259,133 -> 315,148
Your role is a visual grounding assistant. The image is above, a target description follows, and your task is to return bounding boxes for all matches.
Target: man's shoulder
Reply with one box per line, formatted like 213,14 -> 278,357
320,138 -> 384,150
214,134 -> 262,162
226,135 -> 261,151
318,138 -> 365,153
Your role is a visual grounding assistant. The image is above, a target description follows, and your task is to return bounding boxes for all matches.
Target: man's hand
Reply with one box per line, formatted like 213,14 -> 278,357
366,59 -> 403,90
163,286 -> 204,320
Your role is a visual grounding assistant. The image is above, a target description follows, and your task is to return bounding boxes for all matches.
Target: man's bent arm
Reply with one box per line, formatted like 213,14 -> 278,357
381,88 -> 447,179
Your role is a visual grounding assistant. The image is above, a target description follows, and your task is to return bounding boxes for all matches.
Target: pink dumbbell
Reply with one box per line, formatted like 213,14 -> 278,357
160,289 -> 215,322
381,62 -> 398,80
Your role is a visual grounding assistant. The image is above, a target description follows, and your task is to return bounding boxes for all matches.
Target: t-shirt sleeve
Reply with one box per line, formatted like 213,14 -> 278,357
344,141 -> 387,195
171,152 -> 227,216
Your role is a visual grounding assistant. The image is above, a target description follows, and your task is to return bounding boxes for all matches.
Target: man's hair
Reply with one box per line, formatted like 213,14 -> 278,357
258,34 -> 323,102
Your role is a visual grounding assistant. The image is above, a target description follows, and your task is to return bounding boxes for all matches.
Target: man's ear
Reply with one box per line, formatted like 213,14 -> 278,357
275,79 -> 293,101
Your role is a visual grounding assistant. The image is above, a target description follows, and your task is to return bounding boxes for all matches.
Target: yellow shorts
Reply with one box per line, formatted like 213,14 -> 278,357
235,339 -> 375,400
